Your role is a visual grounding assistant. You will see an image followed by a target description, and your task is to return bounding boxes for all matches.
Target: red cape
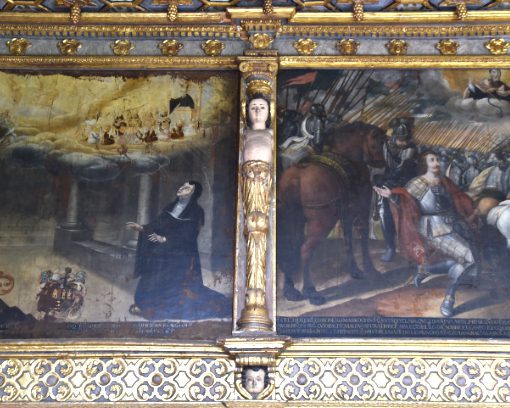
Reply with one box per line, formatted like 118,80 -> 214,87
390,176 -> 477,265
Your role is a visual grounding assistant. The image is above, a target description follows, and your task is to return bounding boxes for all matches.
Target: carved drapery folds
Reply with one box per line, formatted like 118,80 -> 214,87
237,59 -> 277,332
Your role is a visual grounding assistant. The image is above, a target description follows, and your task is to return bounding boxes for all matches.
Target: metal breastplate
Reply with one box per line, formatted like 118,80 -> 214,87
417,184 -> 455,237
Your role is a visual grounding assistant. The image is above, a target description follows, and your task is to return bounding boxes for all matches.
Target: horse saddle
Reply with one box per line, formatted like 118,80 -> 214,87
298,152 -> 354,189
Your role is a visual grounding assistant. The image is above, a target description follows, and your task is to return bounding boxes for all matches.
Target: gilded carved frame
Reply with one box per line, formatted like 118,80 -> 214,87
1,6 -> 510,405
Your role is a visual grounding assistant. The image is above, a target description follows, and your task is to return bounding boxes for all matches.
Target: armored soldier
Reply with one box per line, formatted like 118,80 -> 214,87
300,103 -> 327,153
374,151 -> 480,317
375,117 -> 418,261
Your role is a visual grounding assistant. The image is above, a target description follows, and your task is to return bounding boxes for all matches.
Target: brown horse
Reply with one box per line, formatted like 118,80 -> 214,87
277,121 -> 386,305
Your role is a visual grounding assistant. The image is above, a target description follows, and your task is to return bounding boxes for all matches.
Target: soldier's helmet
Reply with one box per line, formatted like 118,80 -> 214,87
389,117 -> 414,142
310,103 -> 326,117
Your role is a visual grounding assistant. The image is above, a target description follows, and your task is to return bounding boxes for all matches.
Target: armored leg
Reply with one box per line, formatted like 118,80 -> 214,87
379,198 -> 396,262
424,232 -> 478,318
414,260 -> 456,288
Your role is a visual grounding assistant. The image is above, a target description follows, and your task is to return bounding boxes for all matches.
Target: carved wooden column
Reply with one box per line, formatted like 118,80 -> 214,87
236,58 -> 278,332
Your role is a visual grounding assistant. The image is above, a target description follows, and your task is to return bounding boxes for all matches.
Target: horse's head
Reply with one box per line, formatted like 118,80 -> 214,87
361,124 -> 386,168
327,121 -> 386,168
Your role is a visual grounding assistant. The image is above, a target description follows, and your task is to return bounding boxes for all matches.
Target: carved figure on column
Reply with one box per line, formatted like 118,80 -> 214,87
238,78 -> 274,331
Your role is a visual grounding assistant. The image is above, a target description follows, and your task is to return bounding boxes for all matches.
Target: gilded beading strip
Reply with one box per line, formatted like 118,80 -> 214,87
0,56 -> 238,69
281,24 -> 510,38
0,24 -> 509,39
0,23 -> 240,38
279,55 -> 510,69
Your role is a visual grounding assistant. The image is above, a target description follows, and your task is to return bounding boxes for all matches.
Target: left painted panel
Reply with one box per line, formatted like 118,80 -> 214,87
0,70 -> 238,339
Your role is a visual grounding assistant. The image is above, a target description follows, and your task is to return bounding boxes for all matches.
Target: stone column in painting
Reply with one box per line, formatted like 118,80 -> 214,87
61,178 -> 81,230
237,59 -> 278,332
127,174 -> 153,248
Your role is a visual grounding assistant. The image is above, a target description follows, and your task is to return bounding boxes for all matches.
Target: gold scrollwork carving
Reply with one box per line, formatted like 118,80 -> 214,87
249,33 -> 274,50
138,359 -> 155,375
498,384 -> 510,402
493,359 -> 510,379
337,38 -> 359,55
56,359 -> 74,377
5,359 -> 23,377
108,358 -> 127,376
29,384 -> 46,401
85,359 -> 103,377
2,384 -> 20,401
158,39 -> 183,56
32,359 -> 51,376
57,39 -> 82,55
55,382 -> 72,402
485,38 -> 510,55
108,383 -> 124,402
293,38 -> 318,56
6,38 -> 31,56
201,39 -> 225,56
111,39 -> 134,56
2,352 -> 510,403
161,358 -> 178,376
436,38 -> 459,55
386,38 -> 408,55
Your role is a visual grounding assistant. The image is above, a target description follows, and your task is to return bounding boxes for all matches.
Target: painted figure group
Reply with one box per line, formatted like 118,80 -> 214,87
124,76 -> 510,321
277,97 -> 510,318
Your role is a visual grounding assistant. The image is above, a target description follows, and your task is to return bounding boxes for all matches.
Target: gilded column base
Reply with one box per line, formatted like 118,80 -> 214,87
237,288 -> 273,331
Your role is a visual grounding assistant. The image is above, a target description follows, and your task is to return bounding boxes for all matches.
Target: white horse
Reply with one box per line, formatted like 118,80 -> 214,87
487,199 -> 510,249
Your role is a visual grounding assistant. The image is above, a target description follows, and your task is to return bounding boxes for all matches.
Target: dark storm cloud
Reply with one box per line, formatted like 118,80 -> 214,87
46,151 -> 121,181
5,143 -> 51,168
4,144 -> 172,182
